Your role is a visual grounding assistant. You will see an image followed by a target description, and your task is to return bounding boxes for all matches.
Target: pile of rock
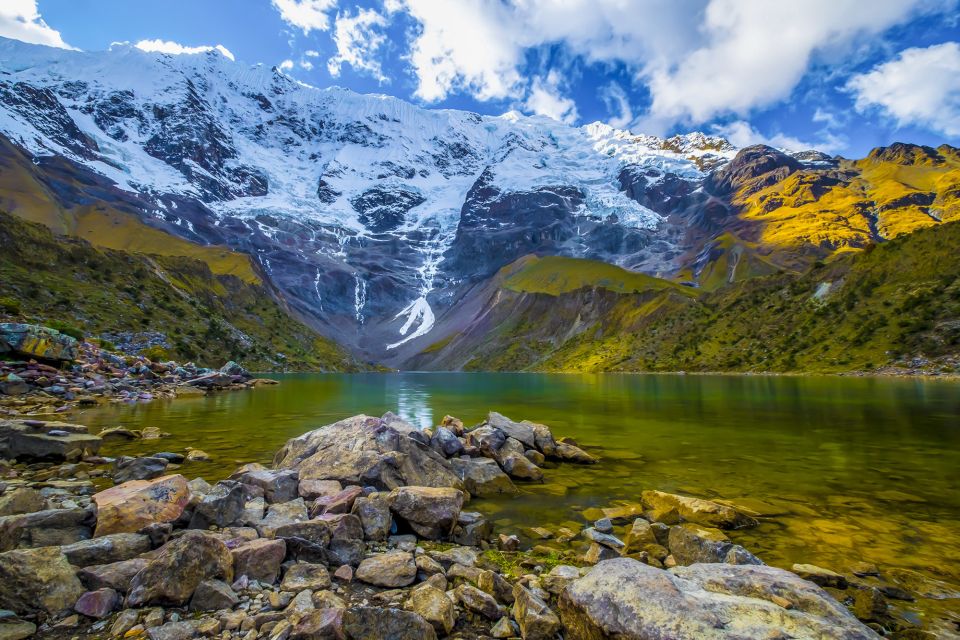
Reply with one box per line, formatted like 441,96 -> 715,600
0,411 -> 885,639
0,324 -> 274,417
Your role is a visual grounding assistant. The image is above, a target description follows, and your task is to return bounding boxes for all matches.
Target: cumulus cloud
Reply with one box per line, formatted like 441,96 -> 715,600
134,39 -> 235,60
384,0 -> 941,134
712,120 -> 845,154
272,0 -> 338,34
0,0 -> 73,49
847,41 -> 960,136
525,71 -> 579,124
278,59 -> 295,71
327,7 -> 389,81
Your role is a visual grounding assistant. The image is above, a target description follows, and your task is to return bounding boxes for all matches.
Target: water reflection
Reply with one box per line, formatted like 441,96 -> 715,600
392,377 -> 433,429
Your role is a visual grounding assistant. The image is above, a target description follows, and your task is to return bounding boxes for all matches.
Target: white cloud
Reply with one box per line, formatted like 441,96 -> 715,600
271,0 -> 337,34
600,82 -> 634,129
524,71 -> 579,124
134,39 -> 235,60
300,59 -> 314,70
847,41 -> 960,137
305,50 -> 320,57
385,0 -> 941,134
278,59 -> 294,71
327,8 -> 388,81
0,0 -> 73,49
712,120 -> 844,154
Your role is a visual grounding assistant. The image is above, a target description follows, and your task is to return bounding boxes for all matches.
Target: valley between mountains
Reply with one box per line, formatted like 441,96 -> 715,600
1,37 -> 958,375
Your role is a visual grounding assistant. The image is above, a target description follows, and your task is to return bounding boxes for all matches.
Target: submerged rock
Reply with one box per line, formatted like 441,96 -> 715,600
642,490 -> 757,529
558,558 -> 878,639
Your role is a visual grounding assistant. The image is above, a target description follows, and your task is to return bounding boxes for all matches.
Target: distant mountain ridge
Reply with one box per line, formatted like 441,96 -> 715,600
0,37 -> 957,369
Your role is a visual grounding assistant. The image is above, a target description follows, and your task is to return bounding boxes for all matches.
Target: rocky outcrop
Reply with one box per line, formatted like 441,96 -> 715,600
272,414 -> 463,491
558,558 -> 878,639
0,323 -> 79,362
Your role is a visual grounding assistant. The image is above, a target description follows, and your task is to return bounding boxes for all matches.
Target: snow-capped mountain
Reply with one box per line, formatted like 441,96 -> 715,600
1,37 -> 812,362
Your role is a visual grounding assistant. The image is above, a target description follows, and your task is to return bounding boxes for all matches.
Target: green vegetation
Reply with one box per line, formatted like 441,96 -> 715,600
504,255 -> 696,296
421,222 -> 960,374
0,211 -> 363,372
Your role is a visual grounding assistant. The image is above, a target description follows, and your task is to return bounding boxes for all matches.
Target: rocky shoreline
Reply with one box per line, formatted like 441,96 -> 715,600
1,408 -> 944,640
1,323 -> 278,420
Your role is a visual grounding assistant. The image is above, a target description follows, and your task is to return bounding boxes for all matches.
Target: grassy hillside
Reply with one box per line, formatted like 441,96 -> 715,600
504,255 -> 696,296
413,223 -> 960,374
0,211 -> 362,372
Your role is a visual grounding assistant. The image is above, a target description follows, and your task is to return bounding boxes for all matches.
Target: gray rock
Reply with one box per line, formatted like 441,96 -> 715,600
455,584 -> 501,620
450,457 -> 517,498
231,538 -> 286,584
78,558 -> 148,592
127,531 -> 234,607
512,584 -> 561,640
273,415 -> 463,491
643,490 -> 757,529
405,584 -> 455,635
60,533 -> 151,567
0,620 -> 36,640
465,425 -> 506,455
0,546 -> 85,619
342,607 -> 437,640
189,481 -> 245,530
583,527 -> 625,551
453,511 -> 492,547
281,563 -> 331,591
355,552 -> 416,588
257,498 -> 308,537
0,419 -> 101,461
792,563 -> 849,589
499,453 -> 544,482
0,507 -> 94,551
229,464 -> 299,504
147,620 -> 196,640
0,324 -> 78,361
0,487 -> 44,516
485,412 -> 537,448
113,457 -> 169,483
388,486 -> 464,540
351,495 -> 392,541
667,524 -> 762,566
429,426 -> 464,458
189,579 -> 238,611
558,558 -> 879,640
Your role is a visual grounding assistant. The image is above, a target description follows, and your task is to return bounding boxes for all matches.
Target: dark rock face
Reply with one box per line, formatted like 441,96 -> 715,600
708,144 -> 801,196
0,82 -> 99,160
351,188 -> 426,232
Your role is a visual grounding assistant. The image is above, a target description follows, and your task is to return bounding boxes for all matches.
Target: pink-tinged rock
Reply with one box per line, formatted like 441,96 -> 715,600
310,486 -> 363,517
334,565 -> 353,582
75,588 -> 119,619
231,538 -> 286,584
92,474 -> 190,536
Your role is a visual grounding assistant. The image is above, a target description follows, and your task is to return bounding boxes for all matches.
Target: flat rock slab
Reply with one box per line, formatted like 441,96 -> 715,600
558,558 -> 879,640
0,419 -> 101,461
93,474 -> 190,536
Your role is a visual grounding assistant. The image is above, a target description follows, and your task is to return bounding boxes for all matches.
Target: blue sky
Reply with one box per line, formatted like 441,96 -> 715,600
3,0 -> 959,156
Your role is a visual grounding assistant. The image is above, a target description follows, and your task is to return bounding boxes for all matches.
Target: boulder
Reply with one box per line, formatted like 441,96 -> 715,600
289,608 -> 344,640
513,584 -> 561,640
273,415 -> 463,491
298,479 -> 343,501
623,518 -> 657,553
92,474 -> 190,536
792,563 -> 849,589
355,551 -> 416,588
485,412 -> 537,448
465,425 -> 506,455
0,621 -> 36,640
405,584 -> 455,635
351,495 -> 392,541
113,456 -> 169,483
342,607 -> 437,640
542,565 -> 581,595
189,481 -> 245,530
281,563 -> 332,591
429,426 -> 464,458
0,546 -> 85,619
642,490 -> 757,529
499,454 -> 544,481
455,584 -> 501,620
257,498 -> 308,537
0,419 -> 101,461
230,464 -> 299,504
189,579 -> 238,611
231,538 -> 286,584
451,457 -> 517,497
478,570 -> 515,604
0,323 -> 79,361
146,620 -> 196,640
552,441 -> 597,464
127,531 -> 234,607
74,588 -> 120,618
78,558 -> 149,592
0,507 -> 94,551
388,486 -> 465,540
60,533 -> 151,567
558,558 -> 878,640
667,524 -> 762,566
311,485 -> 363,517
453,511 -> 493,547
0,487 -> 45,516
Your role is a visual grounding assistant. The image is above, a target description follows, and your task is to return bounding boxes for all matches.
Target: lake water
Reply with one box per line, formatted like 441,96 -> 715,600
77,372 -> 960,632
